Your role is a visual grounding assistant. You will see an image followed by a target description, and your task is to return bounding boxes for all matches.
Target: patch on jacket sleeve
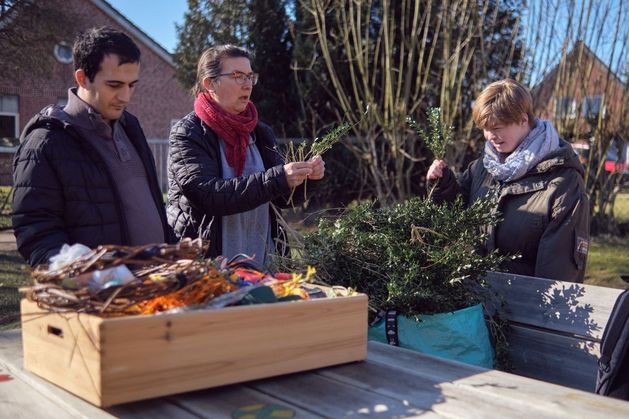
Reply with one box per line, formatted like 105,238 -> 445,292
573,234 -> 589,271
576,236 -> 589,255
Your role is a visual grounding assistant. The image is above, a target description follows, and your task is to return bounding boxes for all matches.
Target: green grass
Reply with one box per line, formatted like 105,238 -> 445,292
0,186 -> 12,230
584,192 -> 629,289
614,192 -> 629,222
584,235 -> 629,289
0,250 -> 30,330
0,187 -> 23,329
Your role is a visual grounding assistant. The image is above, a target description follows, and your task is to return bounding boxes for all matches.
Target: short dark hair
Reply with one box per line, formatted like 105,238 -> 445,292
73,27 -> 141,82
192,45 -> 251,96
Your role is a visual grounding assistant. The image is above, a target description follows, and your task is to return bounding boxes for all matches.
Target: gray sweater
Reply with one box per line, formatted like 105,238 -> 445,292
54,88 -> 165,245
218,135 -> 273,265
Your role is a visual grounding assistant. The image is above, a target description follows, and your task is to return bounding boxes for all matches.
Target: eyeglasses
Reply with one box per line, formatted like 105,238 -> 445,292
215,71 -> 259,86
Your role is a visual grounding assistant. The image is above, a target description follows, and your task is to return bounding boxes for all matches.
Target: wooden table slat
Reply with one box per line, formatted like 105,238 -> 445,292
317,360 -> 535,419
0,363 -> 79,419
164,385 -> 322,419
108,400 -> 202,418
247,371 -> 440,418
366,342 -> 629,418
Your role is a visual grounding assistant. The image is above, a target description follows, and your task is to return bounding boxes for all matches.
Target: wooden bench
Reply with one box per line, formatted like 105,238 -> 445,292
485,271 -> 625,392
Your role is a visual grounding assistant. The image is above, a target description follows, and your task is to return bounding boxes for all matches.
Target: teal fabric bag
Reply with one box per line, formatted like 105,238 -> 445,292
368,303 -> 494,369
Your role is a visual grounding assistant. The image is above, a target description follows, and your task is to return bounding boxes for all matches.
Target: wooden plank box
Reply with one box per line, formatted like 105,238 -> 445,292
20,293 -> 368,407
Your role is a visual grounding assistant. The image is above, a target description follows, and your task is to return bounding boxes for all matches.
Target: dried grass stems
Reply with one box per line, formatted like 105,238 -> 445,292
281,107 -> 369,206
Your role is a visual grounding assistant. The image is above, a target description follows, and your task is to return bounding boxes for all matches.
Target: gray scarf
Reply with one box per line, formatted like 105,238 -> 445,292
483,119 -> 560,182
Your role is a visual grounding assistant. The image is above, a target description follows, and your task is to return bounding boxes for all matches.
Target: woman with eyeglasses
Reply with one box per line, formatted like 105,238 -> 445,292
167,45 -> 325,264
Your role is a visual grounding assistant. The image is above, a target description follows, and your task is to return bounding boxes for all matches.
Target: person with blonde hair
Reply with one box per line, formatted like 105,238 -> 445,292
427,79 -> 589,282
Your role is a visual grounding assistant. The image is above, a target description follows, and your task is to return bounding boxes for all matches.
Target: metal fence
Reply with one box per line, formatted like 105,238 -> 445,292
148,139 -> 169,193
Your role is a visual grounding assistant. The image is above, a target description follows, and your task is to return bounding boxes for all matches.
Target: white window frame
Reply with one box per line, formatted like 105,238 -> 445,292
54,42 -> 73,64
0,111 -> 19,139
582,95 -> 602,118
555,96 -> 576,119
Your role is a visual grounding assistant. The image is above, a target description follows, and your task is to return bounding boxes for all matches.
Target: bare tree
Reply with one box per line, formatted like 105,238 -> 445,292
296,0 -> 524,203
0,0 -> 80,78
297,0 -> 628,231
523,0 -> 628,233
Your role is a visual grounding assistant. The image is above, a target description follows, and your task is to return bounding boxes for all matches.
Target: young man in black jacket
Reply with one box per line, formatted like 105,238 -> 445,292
12,27 -> 171,267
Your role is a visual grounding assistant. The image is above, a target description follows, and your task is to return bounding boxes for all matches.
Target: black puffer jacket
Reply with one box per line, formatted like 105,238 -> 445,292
12,107 -> 171,267
430,140 -> 589,282
167,112 -> 305,257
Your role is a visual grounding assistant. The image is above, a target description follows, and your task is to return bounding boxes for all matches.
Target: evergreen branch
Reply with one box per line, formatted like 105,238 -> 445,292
284,105 -> 371,164
308,121 -> 352,158
407,107 -> 453,160
281,196 -> 514,323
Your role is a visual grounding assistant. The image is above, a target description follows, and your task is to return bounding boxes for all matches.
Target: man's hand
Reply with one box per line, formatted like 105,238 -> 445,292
284,162 -> 313,188
427,160 -> 447,181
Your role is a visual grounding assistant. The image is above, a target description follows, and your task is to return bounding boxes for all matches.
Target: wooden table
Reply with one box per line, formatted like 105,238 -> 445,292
1,329 -> 628,418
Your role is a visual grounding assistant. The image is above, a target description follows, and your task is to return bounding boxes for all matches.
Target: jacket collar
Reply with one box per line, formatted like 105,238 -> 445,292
58,88 -> 126,139
525,139 -> 584,177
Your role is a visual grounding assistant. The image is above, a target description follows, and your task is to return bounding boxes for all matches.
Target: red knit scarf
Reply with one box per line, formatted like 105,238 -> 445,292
194,93 -> 258,176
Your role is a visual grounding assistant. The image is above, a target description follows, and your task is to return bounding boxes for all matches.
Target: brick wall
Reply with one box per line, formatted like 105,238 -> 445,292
0,0 -> 192,141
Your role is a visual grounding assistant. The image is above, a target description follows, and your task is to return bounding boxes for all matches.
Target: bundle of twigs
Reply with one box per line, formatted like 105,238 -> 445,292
23,240 -> 321,317
31,238 -> 208,283
23,239 -> 217,316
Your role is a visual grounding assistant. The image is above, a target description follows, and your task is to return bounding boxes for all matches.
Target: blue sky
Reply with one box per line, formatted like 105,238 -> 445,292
107,0 -> 188,53
106,0 -> 626,82
524,0 -> 627,83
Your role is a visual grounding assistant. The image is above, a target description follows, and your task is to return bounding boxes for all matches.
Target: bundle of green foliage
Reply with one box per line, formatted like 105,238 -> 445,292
407,107 -> 452,160
297,197 -> 514,317
282,120 -> 352,164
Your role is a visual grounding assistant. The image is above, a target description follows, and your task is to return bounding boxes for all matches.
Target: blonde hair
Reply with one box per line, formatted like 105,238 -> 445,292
472,79 -> 536,129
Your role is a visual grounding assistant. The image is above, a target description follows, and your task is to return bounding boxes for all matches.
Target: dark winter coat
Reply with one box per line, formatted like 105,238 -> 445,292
167,112 -> 306,258
12,107 -> 171,267
430,140 -> 589,282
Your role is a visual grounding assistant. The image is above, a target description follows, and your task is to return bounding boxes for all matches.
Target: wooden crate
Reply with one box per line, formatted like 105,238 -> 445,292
20,293 -> 368,407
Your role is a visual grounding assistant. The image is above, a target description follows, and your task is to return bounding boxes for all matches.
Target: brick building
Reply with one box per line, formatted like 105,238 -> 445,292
531,40 -> 628,172
0,0 -> 192,187
531,40 -> 627,137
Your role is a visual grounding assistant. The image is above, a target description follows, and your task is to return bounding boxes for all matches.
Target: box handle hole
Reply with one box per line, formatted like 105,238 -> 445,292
47,325 -> 64,338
